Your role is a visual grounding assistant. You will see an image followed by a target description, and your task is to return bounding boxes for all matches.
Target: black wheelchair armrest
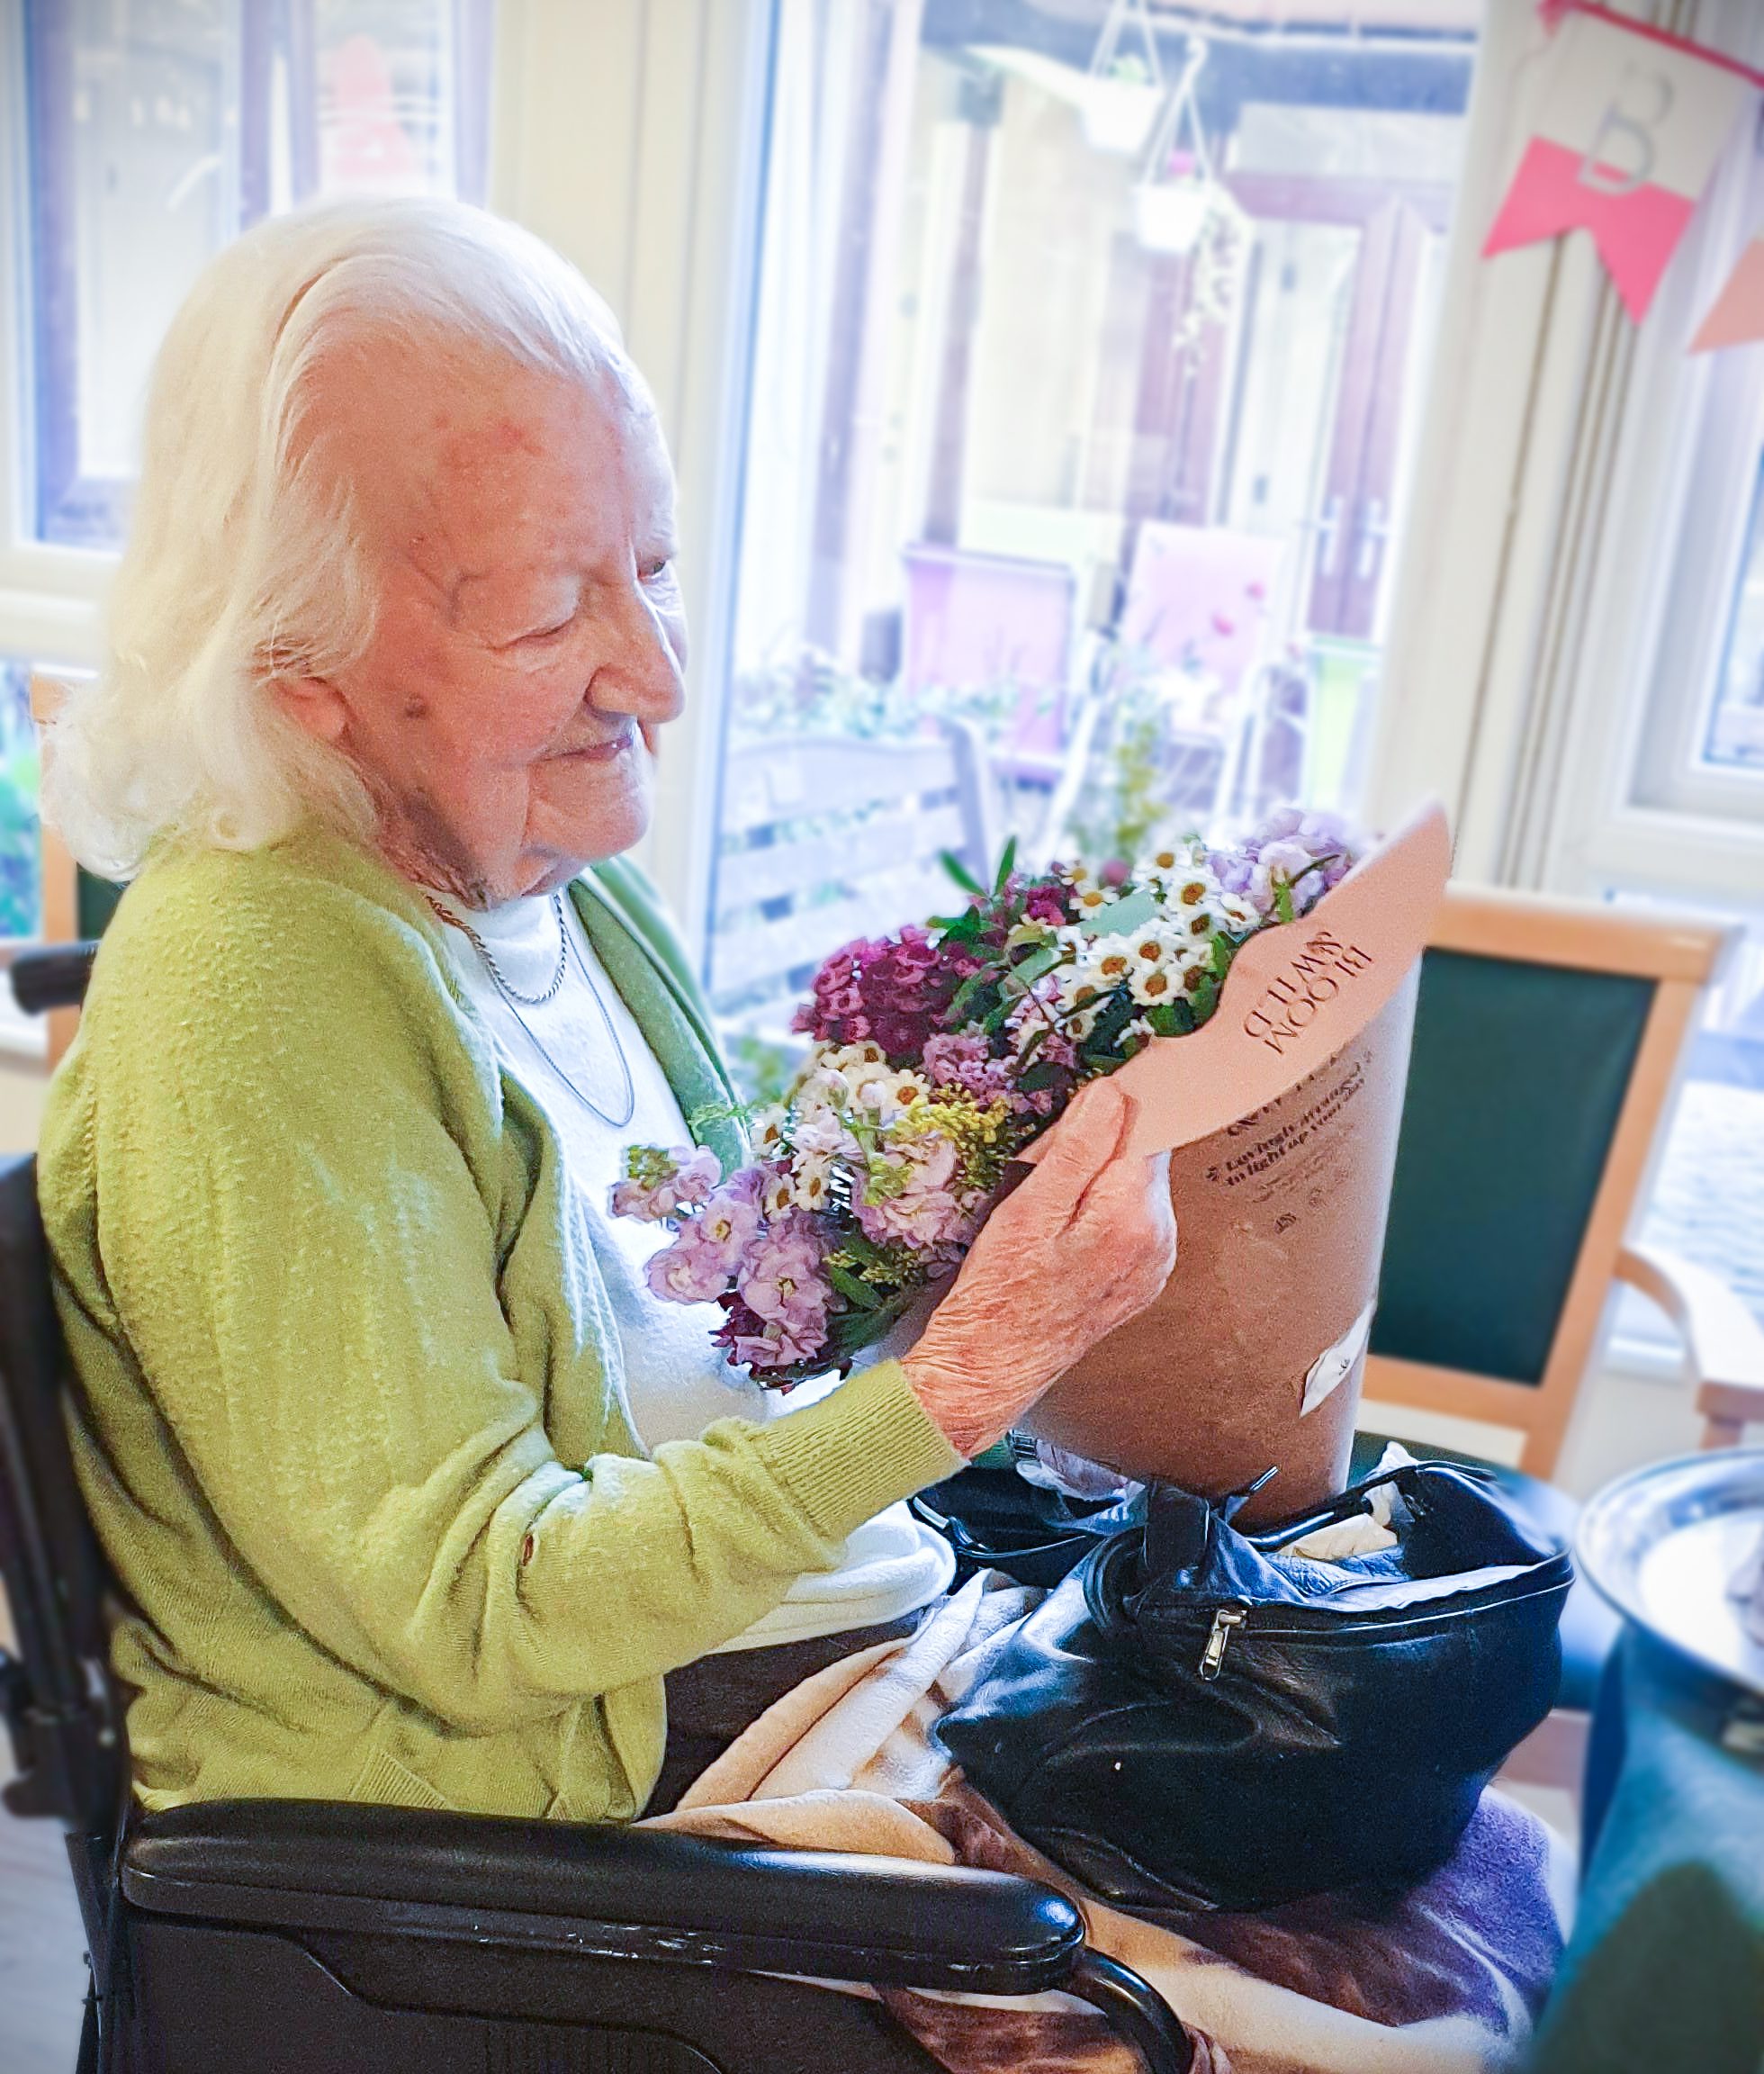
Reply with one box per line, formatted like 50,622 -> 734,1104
122,1799 -> 1083,1997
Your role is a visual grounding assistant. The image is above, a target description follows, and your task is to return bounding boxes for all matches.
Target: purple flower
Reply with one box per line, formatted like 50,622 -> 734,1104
643,1179 -> 763,1304
856,1134 -> 980,1251
791,925 -> 963,1063
609,1145 -> 722,1223
1210,851 -> 1255,897
922,1032 -> 1012,1103
1209,805 -> 1365,920
645,1229 -> 735,1305
735,1212 -> 832,1362
1024,882 -> 1072,926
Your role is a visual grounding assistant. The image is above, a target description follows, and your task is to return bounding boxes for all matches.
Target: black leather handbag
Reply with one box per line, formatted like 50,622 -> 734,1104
910,1460 -> 1127,1589
936,1460 -> 1572,1913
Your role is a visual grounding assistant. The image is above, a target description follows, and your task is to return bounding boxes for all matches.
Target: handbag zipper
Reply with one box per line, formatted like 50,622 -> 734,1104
1187,1566 -> 1571,1681
1199,1606 -> 1246,1680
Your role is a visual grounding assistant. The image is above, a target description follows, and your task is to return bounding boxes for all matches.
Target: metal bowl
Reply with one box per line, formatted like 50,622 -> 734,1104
1577,1448 -> 1764,1697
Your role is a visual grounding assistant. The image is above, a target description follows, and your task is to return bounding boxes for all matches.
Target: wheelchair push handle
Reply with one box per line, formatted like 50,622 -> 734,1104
7,942 -> 98,1014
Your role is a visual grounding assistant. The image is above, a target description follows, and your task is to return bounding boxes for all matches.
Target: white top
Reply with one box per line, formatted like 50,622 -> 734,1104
432,888 -> 952,1650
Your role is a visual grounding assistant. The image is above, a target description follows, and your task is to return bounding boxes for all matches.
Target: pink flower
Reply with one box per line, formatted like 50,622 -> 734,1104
792,1108 -> 859,1162
792,926 -> 963,1062
922,1032 -> 1012,1102
856,1134 -> 980,1251
735,1213 -> 832,1362
644,1178 -> 763,1304
609,1146 -> 722,1222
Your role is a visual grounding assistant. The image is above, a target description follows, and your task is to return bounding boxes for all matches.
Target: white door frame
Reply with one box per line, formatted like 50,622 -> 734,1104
490,0 -> 777,955
1364,0 -> 1743,896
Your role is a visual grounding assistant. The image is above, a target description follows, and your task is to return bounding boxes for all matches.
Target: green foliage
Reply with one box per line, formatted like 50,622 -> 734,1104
729,648 -> 1043,747
0,668 -> 41,940
720,1032 -> 802,1111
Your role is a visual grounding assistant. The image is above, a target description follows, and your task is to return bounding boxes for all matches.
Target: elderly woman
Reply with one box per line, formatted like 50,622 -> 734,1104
37,198 -> 1174,1823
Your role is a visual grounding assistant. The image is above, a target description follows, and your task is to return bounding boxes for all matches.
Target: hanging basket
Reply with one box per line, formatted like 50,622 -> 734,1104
1130,176 -> 1215,256
1080,77 -> 1163,156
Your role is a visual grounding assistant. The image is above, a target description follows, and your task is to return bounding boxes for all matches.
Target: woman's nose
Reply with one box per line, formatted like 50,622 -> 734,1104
591,580 -> 687,725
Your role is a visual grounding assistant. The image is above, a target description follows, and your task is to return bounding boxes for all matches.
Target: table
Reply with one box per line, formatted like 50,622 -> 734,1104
1528,1628 -> 1764,2072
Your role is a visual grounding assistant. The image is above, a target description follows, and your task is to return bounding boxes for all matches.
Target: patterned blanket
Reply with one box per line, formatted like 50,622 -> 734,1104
643,1574 -> 1570,2074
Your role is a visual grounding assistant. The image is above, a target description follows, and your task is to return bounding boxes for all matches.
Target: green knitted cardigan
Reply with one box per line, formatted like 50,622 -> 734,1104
39,823 -> 960,1818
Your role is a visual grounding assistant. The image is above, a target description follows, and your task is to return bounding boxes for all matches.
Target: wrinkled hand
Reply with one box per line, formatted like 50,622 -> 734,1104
902,1080 -> 1176,1458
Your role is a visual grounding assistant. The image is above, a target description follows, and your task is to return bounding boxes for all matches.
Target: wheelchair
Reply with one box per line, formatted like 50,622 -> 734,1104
0,945 -> 1191,2073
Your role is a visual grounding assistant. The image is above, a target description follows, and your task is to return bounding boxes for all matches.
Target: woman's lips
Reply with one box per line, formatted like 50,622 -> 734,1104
555,728 -> 633,765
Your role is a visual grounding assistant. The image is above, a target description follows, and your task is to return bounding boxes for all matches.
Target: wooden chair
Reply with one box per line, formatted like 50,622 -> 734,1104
1355,886 -> 1762,1796
1363,885 -> 1760,1472
707,721 -> 995,1032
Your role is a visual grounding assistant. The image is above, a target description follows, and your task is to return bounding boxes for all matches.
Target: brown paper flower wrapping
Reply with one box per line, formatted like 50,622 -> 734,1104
1022,969 -> 1418,1526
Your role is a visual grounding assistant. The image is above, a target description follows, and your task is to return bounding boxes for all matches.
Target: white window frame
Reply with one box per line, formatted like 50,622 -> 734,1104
490,0 -> 775,960
1365,0 -> 1764,904
6,0 -> 1634,961
1534,0 -> 1764,910
0,0 -> 110,674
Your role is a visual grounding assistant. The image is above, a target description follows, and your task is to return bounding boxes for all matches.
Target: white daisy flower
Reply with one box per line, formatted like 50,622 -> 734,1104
751,1105 -> 788,1154
1087,934 -> 1138,987
789,1151 -> 835,1212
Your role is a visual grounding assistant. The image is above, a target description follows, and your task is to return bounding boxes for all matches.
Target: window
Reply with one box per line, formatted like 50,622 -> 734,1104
19,0 -> 494,548
0,663 -> 40,941
0,0 -> 493,997
1543,18 -> 1764,1336
705,0 -> 1482,1037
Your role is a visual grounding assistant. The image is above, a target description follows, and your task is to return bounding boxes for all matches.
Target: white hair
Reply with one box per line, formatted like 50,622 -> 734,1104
44,196 -> 639,878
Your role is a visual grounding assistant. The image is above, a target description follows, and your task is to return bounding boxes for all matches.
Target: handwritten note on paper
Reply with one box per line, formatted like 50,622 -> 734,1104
1022,798 -> 1453,1164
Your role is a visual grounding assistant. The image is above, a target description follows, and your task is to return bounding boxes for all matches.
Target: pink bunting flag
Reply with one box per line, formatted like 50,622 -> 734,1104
1693,236 -> 1764,352
1484,10 -> 1750,321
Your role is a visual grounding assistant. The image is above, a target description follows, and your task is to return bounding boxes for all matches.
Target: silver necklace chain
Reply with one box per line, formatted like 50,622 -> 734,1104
432,891 -> 637,1130
446,894 -> 569,1005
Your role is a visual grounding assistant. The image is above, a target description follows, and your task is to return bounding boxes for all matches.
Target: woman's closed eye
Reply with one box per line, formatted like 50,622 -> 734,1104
515,611 -> 577,645
498,592 -> 581,647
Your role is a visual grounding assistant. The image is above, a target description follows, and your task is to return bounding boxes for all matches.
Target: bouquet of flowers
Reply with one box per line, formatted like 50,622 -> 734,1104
612,809 -> 1362,1386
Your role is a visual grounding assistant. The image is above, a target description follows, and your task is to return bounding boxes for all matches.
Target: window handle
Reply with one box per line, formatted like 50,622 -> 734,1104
1317,493 -> 1346,577
1354,497 -> 1390,582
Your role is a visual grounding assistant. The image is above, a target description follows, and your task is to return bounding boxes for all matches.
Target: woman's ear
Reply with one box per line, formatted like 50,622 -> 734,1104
274,675 -> 351,744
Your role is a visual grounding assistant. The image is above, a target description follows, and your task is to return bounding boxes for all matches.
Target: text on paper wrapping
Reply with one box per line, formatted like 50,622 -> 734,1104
1241,933 -> 1375,1056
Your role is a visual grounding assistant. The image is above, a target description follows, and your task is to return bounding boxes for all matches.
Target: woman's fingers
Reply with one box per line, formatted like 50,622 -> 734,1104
1006,1078 -> 1126,1229
1073,1083 -> 1143,1219
901,1079 -> 1181,1457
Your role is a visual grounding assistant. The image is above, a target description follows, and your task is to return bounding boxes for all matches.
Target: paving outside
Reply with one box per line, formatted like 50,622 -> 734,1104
1642,1077 -> 1764,1325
